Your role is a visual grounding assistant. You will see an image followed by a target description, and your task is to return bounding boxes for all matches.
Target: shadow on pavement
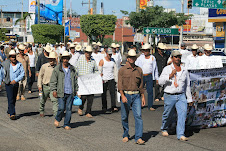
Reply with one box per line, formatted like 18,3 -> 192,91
26,96 -> 39,100
17,112 -> 39,119
70,120 -> 95,129
130,131 -> 159,142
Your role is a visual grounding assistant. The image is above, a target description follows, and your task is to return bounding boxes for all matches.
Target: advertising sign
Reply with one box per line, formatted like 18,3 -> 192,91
216,22 -> 225,37
140,0 -> 147,9
35,0 -> 63,25
209,9 -> 226,22
29,0 -> 36,13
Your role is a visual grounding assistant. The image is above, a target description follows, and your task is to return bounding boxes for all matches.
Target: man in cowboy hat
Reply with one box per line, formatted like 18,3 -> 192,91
58,42 -> 66,55
159,50 -> 192,141
118,49 -> 145,145
16,44 -> 31,101
153,43 -> 169,102
75,45 -> 99,118
185,44 -> 199,69
96,42 -> 102,51
36,45 -> 52,77
92,45 -> 103,66
1,50 -> 25,120
69,43 -> 81,67
111,43 -> 122,69
203,44 -> 213,57
116,44 -> 121,54
101,45 -> 108,57
50,51 -> 78,130
38,51 -> 58,117
5,43 -> 13,59
135,43 -> 159,111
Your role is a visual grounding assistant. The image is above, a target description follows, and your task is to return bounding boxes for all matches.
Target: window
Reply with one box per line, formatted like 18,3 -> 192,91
3,13 -> 14,18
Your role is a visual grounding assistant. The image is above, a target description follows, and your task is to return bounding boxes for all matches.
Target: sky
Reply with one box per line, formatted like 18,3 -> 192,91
1,0 -> 200,17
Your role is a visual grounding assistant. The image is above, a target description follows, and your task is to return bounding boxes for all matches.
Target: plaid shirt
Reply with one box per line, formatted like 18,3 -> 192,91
75,55 -> 98,76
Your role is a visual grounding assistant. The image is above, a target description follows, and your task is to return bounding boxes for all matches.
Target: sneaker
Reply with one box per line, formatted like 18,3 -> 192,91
122,137 -> 129,143
136,139 -> 145,145
21,95 -> 26,101
16,95 -> 20,101
161,131 -> 169,137
179,136 -> 188,141
54,120 -> 60,128
85,113 -> 93,118
78,109 -> 83,116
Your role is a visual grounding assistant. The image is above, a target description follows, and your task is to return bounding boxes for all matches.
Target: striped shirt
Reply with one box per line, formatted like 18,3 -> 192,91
75,55 -> 98,76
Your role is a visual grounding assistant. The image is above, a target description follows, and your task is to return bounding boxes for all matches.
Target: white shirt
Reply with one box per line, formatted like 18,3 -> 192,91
69,52 -> 81,67
178,49 -> 192,63
158,64 -> 192,102
28,52 -> 36,67
135,54 -> 159,80
111,52 -> 122,69
185,54 -> 199,70
32,46 -> 37,52
102,58 -> 115,81
57,46 -> 66,55
92,52 -> 104,66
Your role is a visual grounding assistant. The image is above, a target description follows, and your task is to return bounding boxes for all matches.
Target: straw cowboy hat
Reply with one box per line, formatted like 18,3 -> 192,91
171,50 -> 182,57
111,43 -> 117,48
92,42 -> 97,45
9,50 -> 17,56
157,43 -> 167,49
69,43 -> 76,48
62,51 -> 71,57
75,44 -> 82,51
18,44 -> 26,50
96,42 -> 102,47
191,44 -> 199,50
59,42 -> 64,45
48,52 -> 57,59
43,45 -> 53,53
127,49 -> 137,57
203,44 -> 213,51
85,45 -> 93,52
141,43 -> 152,50
116,44 -> 120,48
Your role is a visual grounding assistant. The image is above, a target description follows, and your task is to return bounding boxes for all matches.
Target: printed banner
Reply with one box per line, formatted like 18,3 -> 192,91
35,0 -> 63,25
29,0 -> 36,13
187,68 -> 226,128
77,73 -> 103,95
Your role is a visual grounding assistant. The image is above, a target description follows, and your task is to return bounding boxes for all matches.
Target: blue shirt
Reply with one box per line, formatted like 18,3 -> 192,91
10,62 -> 25,83
62,66 -> 72,94
0,51 -> 6,61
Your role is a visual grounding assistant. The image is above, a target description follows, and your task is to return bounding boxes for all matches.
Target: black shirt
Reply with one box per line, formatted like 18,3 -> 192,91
36,52 -> 49,72
153,52 -> 169,76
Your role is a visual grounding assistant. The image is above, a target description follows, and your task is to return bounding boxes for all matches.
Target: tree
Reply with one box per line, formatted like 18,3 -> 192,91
80,15 -> 117,43
121,6 -> 191,32
102,38 -> 121,47
0,28 -> 7,41
31,24 -> 64,44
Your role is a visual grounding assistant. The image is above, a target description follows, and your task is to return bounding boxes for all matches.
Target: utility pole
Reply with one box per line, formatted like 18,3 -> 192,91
21,0 -> 25,42
93,0 -> 97,15
0,5 -> 7,26
88,0 -> 91,14
37,0 -> 40,24
64,0 -> 67,44
136,0 -> 140,13
70,0 -> 72,17
179,0 -> 184,48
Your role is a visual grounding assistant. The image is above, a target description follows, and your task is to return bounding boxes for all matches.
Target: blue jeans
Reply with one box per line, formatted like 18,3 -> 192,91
55,94 -> 73,127
161,93 -> 188,139
5,83 -> 19,116
121,93 -> 143,142
143,74 -> 153,108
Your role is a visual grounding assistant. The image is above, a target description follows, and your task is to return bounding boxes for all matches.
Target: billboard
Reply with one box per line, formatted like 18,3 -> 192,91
209,9 -> 226,22
29,0 -> 36,13
140,0 -> 147,9
35,0 -> 63,25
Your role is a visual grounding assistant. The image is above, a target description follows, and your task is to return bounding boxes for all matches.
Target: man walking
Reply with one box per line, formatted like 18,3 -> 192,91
69,44 -> 81,67
16,44 -> 31,101
135,43 -> 159,111
1,50 -> 25,120
159,50 -> 192,141
185,44 -> 199,69
118,49 -> 145,144
38,52 -> 58,117
50,51 -> 78,130
75,46 -> 99,118
111,43 -> 122,69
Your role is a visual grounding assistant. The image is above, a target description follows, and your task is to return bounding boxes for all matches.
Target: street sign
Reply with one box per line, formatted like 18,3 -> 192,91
143,27 -> 179,35
193,0 -> 226,9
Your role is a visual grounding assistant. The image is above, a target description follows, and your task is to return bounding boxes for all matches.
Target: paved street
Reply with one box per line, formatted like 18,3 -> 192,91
0,83 -> 225,151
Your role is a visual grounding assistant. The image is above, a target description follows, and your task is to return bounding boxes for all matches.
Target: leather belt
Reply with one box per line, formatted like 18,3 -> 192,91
124,91 -> 140,94
143,73 -> 152,76
165,92 -> 183,95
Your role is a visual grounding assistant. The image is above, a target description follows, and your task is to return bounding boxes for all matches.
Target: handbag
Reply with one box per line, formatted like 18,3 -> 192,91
73,96 -> 82,106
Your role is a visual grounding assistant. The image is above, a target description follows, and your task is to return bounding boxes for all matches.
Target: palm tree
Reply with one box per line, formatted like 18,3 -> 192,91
15,12 -> 32,42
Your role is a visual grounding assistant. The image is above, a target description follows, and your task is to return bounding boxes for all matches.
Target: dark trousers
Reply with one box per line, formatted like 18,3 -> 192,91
27,67 -> 35,91
154,81 -> 164,100
79,94 -> 94,114
143,74 -> 153,108
101,79 -> 116,110
5,83 -> 19,116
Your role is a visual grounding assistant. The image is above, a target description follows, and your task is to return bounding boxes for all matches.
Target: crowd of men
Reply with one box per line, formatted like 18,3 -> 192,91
0,40 -> 215,144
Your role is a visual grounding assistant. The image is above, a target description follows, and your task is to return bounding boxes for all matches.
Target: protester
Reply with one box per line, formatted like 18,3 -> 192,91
197,48 -> 204,56
16,44 -> 31,101
203,44 -> 213,56
0,45 -> 7,62
116,44 -> 121,54
159,50 -> 193,141
69,44 -> 81,67
111,43 -> 122,69
135,43 -> 159,111
92,45 -> 103,66
1,50 -> 25,120
50,51 -> 78,130
118,49 -> 145,144
101,45 -> 108,57
153,43 -> 169,102
58,42 -> 66,55
5,43 -> 13,59
32,43 -> 37,52
185,44 -> 199,69
75,46 -> 99,118
36,43 -> 43,56
27,46 -> 37,93
36,45 -> 51,77
96,42 -> 102,51
38,52 -> 58,117
99,49 -> 118,113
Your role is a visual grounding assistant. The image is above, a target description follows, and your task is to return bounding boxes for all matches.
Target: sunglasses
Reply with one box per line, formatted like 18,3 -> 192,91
173,55 -> 181,58
10,56 -> 16,58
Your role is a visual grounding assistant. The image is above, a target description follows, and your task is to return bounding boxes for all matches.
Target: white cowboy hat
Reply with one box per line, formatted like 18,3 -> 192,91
92,42 -> 97,45
157,43 -> 166,49
43,45 -> 52,53
73,42 -> 78,45
116,44 -> 120,48
111,43 -> 117,48
55,42 -> 58,45
96,42 -> 102,46
141,43 -> 152,50
67,42 -> 71,45
127,49 -> 137,57
191,44 -> 199,50
62,51 -> 71,57
18,44 -> 26,50
59,42 -> 64,45
171,50 -> 182,56
9,50 -> 17,56
48,52 -> 57,59
69,43 -> 76,48
203,44 -> 213,51
85,45 -> 93,52
75,44 -> 82,51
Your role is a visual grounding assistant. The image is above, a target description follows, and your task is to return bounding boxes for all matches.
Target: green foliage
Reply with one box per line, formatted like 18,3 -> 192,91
80,15 -> 117,43
102,38 -> 121,47
31,24 -> 64,44
0,28 -> 7,41
121,6 -> 191,32
15,12 -> 31,26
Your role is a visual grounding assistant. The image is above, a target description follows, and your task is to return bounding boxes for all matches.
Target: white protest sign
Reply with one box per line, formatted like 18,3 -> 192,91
197,56 -> 223,69
77,73 -> 103,95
